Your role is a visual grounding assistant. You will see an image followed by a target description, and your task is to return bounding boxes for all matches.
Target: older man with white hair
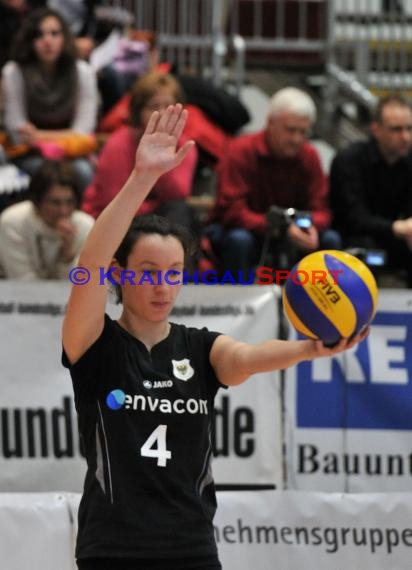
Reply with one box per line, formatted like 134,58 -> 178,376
206,86 -> 339,281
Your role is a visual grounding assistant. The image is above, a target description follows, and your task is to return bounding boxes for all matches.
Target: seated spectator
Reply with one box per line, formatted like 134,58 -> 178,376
1,7 -> 98,192
0,159 -> 94,279
330,94 -> 412,286
47,0 -> 98,44
48,0 -> 142,116
82,72 -> 198,229
0,0 -> 46,70
97,85 -> 231,170
206,87 -> 339,280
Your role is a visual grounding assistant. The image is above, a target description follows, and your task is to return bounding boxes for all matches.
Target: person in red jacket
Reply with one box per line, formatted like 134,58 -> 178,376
206,87 -> 340,281
81,72 -> 198,228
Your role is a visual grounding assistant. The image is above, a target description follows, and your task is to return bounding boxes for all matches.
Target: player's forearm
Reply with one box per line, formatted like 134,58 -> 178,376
243,339 -> 316,374
222,339 -> 316,386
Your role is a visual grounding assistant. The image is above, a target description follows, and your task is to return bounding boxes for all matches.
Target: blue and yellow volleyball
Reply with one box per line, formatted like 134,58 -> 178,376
282,250 -> 378,345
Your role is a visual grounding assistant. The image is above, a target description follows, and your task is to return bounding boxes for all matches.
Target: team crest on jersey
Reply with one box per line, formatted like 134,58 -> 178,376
172,359 -> 194,381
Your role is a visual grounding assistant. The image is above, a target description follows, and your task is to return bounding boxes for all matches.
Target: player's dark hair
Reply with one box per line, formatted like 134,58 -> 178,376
113,215 -> 197,303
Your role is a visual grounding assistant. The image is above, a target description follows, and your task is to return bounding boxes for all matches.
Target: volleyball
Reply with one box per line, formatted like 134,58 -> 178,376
282,250 -> 378,346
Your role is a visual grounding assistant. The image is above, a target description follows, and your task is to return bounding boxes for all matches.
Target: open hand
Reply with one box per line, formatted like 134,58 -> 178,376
134,104 -> 195,179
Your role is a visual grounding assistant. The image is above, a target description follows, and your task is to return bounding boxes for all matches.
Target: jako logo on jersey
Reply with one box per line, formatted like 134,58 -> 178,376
172,358 -> 194,381
296,312 -> 412,430
143,379 -> 173,389
106,389 -> 126,410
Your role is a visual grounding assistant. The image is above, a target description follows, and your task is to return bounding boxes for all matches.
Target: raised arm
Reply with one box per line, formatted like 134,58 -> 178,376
62,105 -> 194,364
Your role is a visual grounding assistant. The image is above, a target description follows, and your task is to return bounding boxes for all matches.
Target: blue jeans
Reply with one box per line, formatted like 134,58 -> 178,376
320,229 -> 342,250
205,224 -> 258,278
204,224 -> 344,281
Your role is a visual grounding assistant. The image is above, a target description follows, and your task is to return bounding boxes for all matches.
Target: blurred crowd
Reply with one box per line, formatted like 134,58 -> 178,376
1,0 -> 412,286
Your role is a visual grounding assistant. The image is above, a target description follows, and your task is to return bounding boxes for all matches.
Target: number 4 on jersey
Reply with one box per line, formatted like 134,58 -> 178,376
140,424 -> 171,467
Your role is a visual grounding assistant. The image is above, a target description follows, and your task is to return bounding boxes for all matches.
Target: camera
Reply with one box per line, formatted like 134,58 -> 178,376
267,205 -> 312,231
345,247 -> 387,268
294,212 -> 312,230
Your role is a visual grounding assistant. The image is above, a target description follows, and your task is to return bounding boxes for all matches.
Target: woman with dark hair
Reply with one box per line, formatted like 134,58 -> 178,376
62,104 -> 368,570
1,7 -> 98,191
0,159 -> 94,279
81,71 -> 197,228
0,0 -> 46,70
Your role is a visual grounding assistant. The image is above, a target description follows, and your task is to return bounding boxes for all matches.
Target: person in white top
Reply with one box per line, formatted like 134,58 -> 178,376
1,6 -> 98,192
0,160 -> 94,279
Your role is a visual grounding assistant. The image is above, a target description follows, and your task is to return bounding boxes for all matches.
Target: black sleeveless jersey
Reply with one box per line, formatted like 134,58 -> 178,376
62,315 -> 224,561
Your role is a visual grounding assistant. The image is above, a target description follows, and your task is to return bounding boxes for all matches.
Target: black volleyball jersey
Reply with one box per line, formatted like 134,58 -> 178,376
62,315 -> 225,561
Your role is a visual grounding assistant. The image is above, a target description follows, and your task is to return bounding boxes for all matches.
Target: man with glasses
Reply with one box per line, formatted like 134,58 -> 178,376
0,160 -> 94,279
330,94 -> 412,286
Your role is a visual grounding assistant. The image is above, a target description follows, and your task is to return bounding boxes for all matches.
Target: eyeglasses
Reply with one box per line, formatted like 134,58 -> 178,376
42,197 -> 76,208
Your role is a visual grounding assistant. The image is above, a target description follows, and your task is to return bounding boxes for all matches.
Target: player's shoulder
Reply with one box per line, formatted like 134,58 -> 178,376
171,321 -> 212,336
170,322 -> 220,345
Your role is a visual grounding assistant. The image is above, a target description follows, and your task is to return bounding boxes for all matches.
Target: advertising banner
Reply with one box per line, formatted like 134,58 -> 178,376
0,493 -> 74,570
214,489 -> 412,570
3,490 -> 412,570
285,289 -> 412,492
0,281 -> 282,491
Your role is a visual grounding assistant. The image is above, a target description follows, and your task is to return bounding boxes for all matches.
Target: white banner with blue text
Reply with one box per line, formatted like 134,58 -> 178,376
0,281 -> 282,491
284,289 -> 412,492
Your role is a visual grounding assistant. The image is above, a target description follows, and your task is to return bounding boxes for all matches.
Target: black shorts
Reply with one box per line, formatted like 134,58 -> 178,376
77,555 -> 222,570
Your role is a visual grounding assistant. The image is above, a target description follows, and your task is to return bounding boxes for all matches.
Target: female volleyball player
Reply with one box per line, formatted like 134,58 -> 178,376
62,104 -> 368,570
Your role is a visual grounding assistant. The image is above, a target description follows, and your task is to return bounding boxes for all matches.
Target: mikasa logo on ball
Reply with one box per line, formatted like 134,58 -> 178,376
172,359 -> 194,381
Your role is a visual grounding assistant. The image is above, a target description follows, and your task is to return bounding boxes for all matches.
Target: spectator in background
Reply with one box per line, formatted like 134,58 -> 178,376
330,94 -> 412,287
206,87 -> 338,280
82,72 -> 198,229
1,7 -> 98,191
0,0 -> 46,70
47,0 -> 97,44
47,0 -> 136,116
0,159 -> 94,279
